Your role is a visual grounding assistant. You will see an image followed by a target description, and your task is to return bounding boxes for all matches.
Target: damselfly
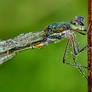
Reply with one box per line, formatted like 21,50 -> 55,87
0,16 -> 91,79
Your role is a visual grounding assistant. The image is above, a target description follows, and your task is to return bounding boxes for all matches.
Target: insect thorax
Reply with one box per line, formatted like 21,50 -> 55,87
44,22 -> 74,39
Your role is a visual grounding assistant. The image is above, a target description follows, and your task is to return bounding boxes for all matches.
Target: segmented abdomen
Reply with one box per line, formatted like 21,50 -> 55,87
0,31 -> 45,53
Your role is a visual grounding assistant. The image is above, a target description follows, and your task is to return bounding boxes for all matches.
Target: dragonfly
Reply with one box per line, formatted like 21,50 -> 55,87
0,16 -> 91,79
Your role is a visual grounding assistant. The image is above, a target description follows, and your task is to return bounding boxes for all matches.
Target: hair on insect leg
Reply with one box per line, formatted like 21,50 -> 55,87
62,37 -> 88,79
71,41 -> 88,79
62,39 -> 88,68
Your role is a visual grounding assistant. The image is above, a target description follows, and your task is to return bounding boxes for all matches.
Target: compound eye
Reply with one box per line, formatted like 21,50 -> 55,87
73,22 -> 78,25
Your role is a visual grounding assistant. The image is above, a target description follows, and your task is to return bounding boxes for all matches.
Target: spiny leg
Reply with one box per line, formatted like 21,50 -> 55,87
63,39 -> 70,64
63,38 -> 87,69
72,34 -> 92,71
73,34 -> 80,53
76,45 -> 92,55
70,38 -> 88,79
62,39 -> 80,66
72,33 -> 87,55
71,22 -> 92,55
63,37 -> 88,79
72,34 -> 88,68
87,21 -> 92,34
71,36 -> 88,69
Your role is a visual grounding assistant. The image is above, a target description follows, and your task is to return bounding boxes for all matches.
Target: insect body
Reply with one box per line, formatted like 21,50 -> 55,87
42,17 -> 89,79
0,16 -> 90,79
43,17 -> 86,56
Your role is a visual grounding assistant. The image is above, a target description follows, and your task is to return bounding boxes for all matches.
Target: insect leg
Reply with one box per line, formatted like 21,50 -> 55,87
72,36 -> 88,68
70,38 -> 88,79
87,21 -> 92,34
76,45 -> 92,55
63,37 -> 87,69
63,39 -> 70,64
73,34 -> 87,54
72,33 -> 89,56
62,39 -> 79,67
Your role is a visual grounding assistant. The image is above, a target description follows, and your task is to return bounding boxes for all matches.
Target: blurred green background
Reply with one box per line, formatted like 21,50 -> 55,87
0,0 -> 88,92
